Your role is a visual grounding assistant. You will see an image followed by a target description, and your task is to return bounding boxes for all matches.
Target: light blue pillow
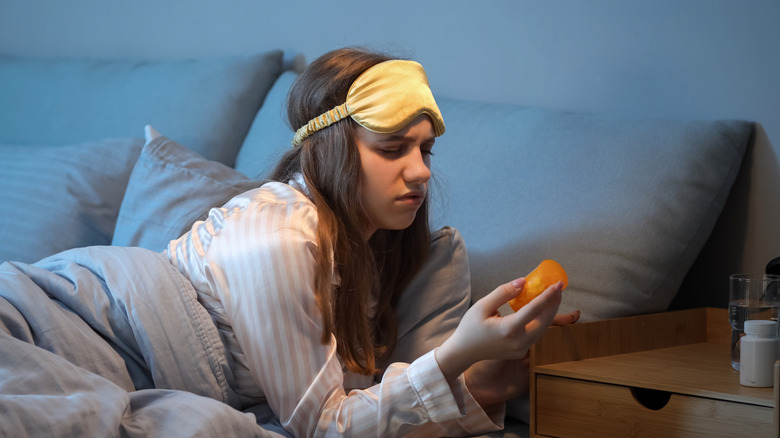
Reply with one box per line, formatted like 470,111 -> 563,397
0,139 -> 143,264
235,70 -> 298,177
112,136 -> 257,252
0,51 -> 283,166
430,97 -> 752,321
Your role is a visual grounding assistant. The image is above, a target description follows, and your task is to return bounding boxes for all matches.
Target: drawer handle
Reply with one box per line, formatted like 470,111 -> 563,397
630,387 -> 671,410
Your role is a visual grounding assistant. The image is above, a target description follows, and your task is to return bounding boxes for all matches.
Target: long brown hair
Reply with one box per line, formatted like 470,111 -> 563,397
268,47 -> 431,375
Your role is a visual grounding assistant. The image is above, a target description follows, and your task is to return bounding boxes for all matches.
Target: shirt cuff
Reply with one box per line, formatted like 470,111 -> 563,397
407,349 -> 463,422
407,349 -> 505,435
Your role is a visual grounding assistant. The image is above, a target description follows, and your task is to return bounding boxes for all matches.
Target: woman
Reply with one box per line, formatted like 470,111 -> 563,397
166,47 -> 568,437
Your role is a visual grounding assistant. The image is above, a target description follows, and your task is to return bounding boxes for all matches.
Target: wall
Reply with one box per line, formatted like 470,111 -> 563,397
1,0 -> 778,303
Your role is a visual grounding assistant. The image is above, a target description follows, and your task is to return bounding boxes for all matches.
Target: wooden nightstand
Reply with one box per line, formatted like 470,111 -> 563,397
529,308 -> 778,437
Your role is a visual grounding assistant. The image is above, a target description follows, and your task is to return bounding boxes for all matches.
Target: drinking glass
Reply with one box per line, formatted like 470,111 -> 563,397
729,274 -> 780,370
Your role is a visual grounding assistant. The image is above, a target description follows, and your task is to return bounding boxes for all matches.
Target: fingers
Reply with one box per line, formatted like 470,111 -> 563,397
520,281 -> 562,315
552,310 -> 581,326
477,278 -> 526,315
513,281 -> 563,333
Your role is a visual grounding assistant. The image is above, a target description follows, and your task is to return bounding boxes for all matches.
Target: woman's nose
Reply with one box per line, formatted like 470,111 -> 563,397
404,148 -> 431,184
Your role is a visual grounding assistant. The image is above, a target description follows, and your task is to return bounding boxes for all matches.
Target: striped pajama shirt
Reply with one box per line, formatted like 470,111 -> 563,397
166,178 -> 502,437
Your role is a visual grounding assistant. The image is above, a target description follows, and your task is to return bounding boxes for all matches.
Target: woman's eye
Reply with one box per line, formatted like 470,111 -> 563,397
380,148 -> 403,157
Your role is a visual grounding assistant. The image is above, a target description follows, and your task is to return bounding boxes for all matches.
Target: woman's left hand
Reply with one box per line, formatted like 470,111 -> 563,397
552,309 -> 580,326
463,355 -> 531,410
462,309 -> 580,410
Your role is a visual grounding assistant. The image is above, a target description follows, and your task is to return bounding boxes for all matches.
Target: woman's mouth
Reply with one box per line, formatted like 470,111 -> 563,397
397,191 -> 425,206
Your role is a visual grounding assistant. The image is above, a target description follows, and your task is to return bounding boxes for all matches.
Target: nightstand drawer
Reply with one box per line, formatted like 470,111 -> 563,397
535,375 -> 773,437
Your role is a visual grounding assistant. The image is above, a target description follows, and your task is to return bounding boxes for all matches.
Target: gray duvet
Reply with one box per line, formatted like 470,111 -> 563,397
0,246 -> 288,437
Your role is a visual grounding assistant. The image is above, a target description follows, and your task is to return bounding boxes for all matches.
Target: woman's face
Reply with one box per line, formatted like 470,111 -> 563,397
354,114 -> 435,239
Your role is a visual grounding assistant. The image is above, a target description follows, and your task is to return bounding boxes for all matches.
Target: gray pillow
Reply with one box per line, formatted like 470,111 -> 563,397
0,51 -> 283,166
0,139 -> 143,264
431,97 -> 752,321
230,70 -> 752,321
112,136 -> 257,252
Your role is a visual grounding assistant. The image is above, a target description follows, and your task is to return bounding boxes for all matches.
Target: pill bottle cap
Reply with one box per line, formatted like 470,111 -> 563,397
745,320 -> 778,337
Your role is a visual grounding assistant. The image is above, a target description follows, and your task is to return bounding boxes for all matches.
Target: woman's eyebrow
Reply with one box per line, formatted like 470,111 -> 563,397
378,134 -> 435,143
378,134 -> 410,143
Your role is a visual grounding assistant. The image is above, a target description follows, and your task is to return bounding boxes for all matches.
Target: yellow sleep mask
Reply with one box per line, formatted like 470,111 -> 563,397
292,59 -> 445,146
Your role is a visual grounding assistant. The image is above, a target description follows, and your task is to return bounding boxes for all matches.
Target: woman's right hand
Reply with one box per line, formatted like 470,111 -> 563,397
435,278 -> 563,384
